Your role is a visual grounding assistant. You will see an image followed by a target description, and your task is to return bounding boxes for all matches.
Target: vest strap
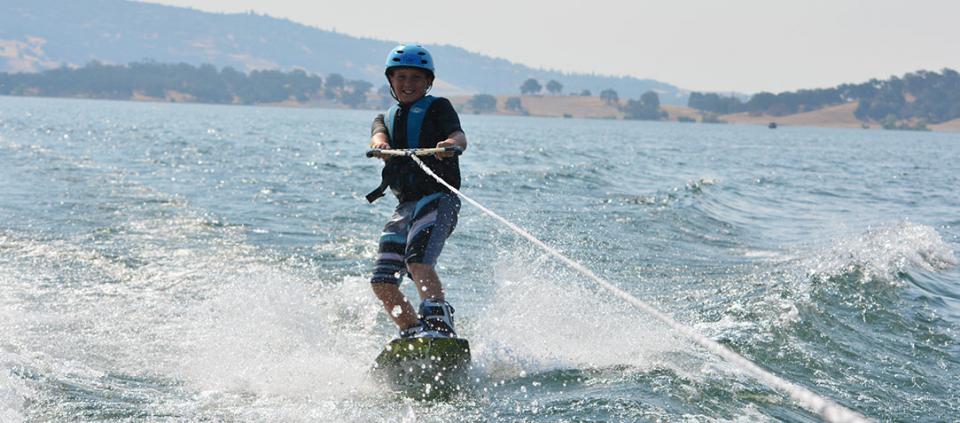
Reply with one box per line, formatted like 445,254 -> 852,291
365,180 -> 390,203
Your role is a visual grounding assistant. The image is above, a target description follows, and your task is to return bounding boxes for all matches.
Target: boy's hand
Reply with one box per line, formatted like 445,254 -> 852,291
435,139 -> 462,160
370,133 -> 391,160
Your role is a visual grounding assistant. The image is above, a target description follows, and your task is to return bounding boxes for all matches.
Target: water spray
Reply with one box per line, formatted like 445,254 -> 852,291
367,150 -> 873,423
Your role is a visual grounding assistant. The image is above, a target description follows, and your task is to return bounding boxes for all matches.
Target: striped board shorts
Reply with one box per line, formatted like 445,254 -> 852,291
371,192 -> 461,285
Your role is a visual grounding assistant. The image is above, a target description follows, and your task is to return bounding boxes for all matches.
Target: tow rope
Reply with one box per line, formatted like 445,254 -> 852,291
404,153 -> 871,423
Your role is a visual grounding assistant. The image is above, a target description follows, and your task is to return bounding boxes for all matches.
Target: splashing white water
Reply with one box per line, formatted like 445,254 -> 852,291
804,221 -> 956,283
412,154 -> 873,423
471,253 -> 683,378
0,217 -> 394,421
0,353 -> 27,423
706,221 -> 957,339
170,271 -> 383,399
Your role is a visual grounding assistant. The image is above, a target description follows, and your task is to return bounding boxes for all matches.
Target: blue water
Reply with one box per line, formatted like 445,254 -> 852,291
0,96 -> 957,422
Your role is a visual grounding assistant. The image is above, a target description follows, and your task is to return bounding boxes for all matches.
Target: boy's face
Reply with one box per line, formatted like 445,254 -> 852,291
388,67 -> 433,105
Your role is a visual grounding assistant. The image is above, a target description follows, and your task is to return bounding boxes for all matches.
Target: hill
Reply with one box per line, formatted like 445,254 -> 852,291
687,69 -> 960,130
665,102 -> 960,132
929,118 -> 960,132
722,103 -> 864,128
0,0 -> 686,103
450,95 -> 622,119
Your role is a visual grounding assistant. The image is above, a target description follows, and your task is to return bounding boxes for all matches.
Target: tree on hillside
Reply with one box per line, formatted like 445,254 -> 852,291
688,92 -> 745,114
623,90 -> 665,120
599,88 -> 618,105
854,87 -> 906,121
284,68 -> 322,101
520,78 -> 541,95
468,94 -> 498,112
326,73 -> 345,90
838,80 -> 879,102
378,84 -> 393,107
0,60 -> 331,105
505,96 -> 523,112
546,79 -> 563,95
244,69 -> 291,103
744,92 -> 776,114
580,89 -> 591,96
641,91 -> 660,109
323,73 -> 345,100
854,68 -> 960,124
348,80 -> 373,94
187,63 -> 234,103
340,79 -> 373,108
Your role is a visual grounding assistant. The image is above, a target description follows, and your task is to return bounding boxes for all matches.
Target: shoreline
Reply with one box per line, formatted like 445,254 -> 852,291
3,93 -> 958,133
446,96 -> 960,133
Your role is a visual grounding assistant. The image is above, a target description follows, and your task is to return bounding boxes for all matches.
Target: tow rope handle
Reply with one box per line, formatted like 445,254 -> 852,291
365,146 -> 463,158
362,146 -> 464,203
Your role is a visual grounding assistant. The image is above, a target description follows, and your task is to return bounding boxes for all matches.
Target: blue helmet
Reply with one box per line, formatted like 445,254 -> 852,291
385,44 -> 435,77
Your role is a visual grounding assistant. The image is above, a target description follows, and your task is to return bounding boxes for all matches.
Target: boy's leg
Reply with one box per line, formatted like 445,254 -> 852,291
404,193 -> 461,298
407,263 -> 444,301
371,203 -> 418,330
404,193 -> 461,336
371,283 -> 419,329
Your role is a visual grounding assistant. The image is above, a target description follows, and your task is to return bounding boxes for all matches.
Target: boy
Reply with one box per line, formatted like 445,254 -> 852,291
366,44 -> 467,338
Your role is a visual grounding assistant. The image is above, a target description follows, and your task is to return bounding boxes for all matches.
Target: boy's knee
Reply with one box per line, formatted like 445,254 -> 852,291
406,262 -> 433,277
371,282 -> 401,299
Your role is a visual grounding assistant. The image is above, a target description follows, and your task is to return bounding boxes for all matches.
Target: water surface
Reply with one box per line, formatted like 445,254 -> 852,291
0,96 -> 958,422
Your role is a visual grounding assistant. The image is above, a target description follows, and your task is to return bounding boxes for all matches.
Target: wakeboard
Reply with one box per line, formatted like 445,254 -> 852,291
373,336 -> 471,400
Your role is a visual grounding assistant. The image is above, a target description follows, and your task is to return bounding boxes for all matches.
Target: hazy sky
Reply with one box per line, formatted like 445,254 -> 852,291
139,0 -> 960,93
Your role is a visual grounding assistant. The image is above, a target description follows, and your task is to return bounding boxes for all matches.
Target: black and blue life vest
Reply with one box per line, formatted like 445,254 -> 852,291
366,96 -> 460,203
385,95 -> 435,149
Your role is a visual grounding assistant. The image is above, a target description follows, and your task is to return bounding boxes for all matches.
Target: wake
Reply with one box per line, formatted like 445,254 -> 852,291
412,155 -> 872,423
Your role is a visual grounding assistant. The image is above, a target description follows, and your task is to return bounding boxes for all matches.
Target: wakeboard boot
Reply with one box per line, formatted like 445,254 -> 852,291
398,323 -> 426,338
418,299 -> 457,338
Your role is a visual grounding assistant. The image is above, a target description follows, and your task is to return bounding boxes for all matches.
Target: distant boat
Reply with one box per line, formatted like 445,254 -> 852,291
768,122 -> 778,129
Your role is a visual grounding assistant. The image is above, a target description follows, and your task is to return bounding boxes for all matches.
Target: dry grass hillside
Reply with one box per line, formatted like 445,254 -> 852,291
449,95 -> 623,119
442,95 -> 960,132
722,102 -> 865,128
930,118 -> 960,132
450,95 -> 705,122
660,105 -> 701,121
721,102 -> 960,132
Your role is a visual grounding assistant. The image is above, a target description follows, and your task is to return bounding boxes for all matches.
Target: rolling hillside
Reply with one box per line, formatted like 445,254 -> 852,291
0,0 -> 686,103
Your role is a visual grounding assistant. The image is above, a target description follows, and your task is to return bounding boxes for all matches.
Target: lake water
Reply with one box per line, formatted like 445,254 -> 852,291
0,96 -> 958,422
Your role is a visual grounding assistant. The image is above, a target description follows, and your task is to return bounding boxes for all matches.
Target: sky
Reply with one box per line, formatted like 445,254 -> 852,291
139,0 -> 960,94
